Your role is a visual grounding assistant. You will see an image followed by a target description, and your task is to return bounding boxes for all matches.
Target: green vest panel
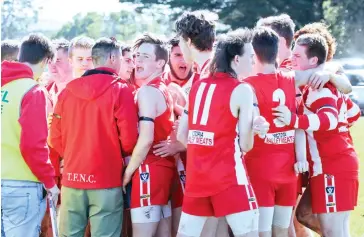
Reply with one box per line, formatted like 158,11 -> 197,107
1,78 -> 41,183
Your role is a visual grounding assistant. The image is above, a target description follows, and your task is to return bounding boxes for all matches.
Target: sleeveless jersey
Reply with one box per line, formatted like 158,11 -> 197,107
186,72 -> 249,197
138,77 -> 175,167
244,71 -> 297,182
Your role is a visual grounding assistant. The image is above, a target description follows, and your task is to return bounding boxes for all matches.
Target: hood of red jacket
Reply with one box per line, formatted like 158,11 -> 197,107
1,61 -> 34,86
66,67 -> 120,100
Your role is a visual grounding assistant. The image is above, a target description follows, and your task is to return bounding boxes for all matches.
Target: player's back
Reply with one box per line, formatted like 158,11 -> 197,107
186,72 -> 249,197
244,71 -> 297,182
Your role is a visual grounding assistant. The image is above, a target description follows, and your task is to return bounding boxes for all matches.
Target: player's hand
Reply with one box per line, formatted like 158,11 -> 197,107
47,113 -> 53,129
173,119 -> 180,131
46,184 -> 60,205
294,161 -> 309,174
308,70 -> 332,91
253,116 -> 270,138
272,105 -> 292,126
122,168 -> 133,193
153,139 -> 185,157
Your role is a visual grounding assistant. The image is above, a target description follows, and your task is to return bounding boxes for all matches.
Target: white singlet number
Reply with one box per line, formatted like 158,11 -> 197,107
192,82 -> 216,125
272,88 -> 286,128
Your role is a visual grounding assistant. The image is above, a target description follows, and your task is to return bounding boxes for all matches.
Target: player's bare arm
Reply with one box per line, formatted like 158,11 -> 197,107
168,82 -> 187,117
176,101 -> 189,148
324,62 -> 352,93
231,83 -> 255,152
123,86 -> 157,188
293,66 -> 352,93
294,129 -> 308,174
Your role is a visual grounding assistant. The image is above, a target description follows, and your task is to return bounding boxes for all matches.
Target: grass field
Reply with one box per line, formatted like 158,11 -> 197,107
349,117 -> 364,237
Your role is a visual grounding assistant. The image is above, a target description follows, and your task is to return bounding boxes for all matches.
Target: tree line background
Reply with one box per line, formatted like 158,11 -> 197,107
2,0 -> 364,58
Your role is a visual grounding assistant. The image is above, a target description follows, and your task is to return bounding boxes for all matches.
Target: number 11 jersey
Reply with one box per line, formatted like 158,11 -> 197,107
186,72 -> 250,197
244,72 -> 297,182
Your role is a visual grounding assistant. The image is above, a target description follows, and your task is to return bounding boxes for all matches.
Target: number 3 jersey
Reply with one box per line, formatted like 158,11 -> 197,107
244,72 -> 297,183
186,72 -> 250,197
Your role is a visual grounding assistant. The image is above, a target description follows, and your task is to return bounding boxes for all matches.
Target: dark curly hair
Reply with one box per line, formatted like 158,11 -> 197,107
294,22 -> 336,61
209,28 -> 252,78
257,14 -> 295,48
175,11 -> 215,51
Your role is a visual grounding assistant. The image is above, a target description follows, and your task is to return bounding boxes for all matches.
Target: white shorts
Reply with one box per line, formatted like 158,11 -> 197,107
178,209 -> 259,237
130,201 -> 172,224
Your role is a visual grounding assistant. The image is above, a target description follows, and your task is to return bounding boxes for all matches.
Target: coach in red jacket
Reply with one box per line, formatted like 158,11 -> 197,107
50,37 -> 138,237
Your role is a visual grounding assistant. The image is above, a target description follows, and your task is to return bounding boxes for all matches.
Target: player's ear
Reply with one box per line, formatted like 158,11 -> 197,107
68,57 -> 73,66
309,56 -> 318,66
156,59 -> 166,69
234,55 -> 240,64
186,38 -> 192,47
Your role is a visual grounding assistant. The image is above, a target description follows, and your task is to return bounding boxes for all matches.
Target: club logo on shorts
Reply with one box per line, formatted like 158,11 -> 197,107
140,194 -> 150,199
140,172 -> 150,183
144,207 -> 153,219
179,173 -> 186,184
248,197 -> 256,202
325,186 -> 335,195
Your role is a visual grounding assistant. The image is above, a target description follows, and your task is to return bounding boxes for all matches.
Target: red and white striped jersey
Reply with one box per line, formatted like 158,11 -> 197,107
345,95 -> 361,127
186,72 -> 249,197
294,83 -> 359,179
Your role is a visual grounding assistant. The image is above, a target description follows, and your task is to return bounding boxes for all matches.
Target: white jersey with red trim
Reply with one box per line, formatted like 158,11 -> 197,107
293,83 -> 358,179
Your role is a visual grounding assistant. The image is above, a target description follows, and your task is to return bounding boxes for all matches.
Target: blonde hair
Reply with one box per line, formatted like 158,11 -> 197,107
68,36 -> 95,58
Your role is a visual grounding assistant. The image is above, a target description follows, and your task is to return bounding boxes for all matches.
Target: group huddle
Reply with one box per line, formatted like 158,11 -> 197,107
1,10 -> 361,237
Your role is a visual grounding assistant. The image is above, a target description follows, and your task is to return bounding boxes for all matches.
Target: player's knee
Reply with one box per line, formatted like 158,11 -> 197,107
226,209 -> 259,235
258,207 -> 274,232
272,206 -> 293,229
177,212 -> 207,237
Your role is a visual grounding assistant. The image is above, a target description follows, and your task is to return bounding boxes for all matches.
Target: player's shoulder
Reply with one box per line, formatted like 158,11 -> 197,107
243,74 -> 261,83
232,82 -> 254,98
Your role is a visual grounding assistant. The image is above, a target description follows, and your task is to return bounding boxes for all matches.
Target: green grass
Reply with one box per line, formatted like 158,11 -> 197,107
349,117 -> 364,237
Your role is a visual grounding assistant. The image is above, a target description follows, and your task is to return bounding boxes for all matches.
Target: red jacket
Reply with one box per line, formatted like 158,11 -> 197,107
1,61 -> 56,189
50,67 -> 138,189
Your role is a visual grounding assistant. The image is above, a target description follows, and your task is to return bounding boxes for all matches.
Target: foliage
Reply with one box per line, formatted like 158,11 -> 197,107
1,0 -> 39,39
54,7 -> 174,42
120,0 -> 323,30
323,0 -> 364,57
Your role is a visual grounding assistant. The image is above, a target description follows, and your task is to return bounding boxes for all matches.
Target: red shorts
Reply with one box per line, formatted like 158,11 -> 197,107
131,164 -> 174,208
310,174 -> 359,214
182,185 -> 258,217
171,157 -> 186,209
250,178 -> 297,207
